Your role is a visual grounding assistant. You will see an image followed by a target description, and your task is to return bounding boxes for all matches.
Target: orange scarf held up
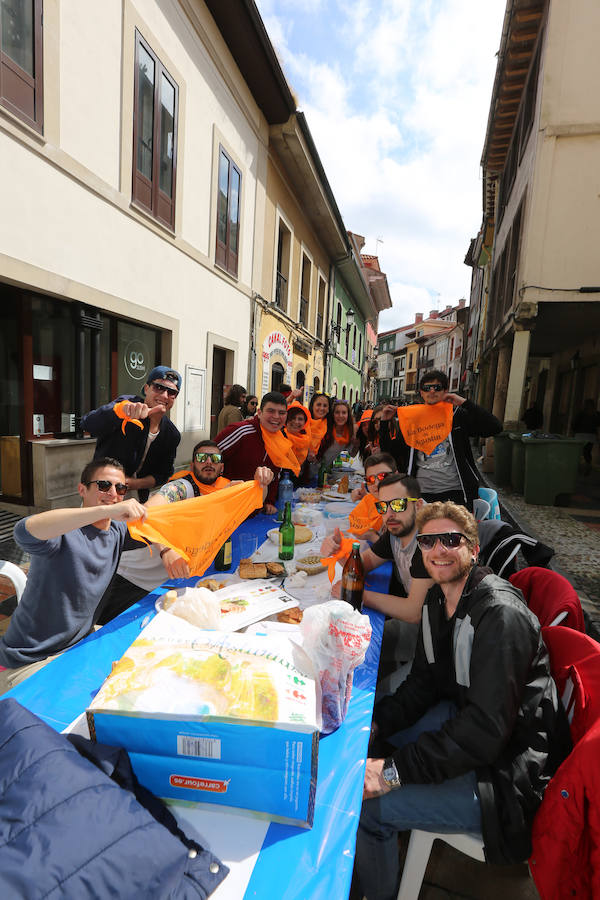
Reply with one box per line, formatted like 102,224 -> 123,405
113,399 -> 144,436
169,469 -> 230,495
260,426 -> 301,476
396,403 -> 453,456
309,415 -> 327,453
128,480 -> 263,576
349,493 -> 383,536
320,533 -> 356,583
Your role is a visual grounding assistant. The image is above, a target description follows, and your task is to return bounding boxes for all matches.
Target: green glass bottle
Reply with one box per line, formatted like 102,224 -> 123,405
278,501 -> 295,560
317,459 -> 328,488
214,535 -> 232,571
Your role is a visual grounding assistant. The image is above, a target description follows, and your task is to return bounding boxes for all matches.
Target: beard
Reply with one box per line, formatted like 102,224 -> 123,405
386,509 -> 416,539
194,469 -> 219,485
424,554 -> 473,584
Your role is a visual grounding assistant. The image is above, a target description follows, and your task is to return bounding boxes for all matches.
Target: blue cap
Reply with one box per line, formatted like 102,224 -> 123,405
146,365 -> 182,392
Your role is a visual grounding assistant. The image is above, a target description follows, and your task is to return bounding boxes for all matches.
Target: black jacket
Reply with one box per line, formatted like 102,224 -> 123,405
374,567 -> 571,865
380,400 -> 501,506
82,395 -> 180,495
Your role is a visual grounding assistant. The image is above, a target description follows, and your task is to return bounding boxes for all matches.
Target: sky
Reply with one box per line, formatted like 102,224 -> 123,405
255,0 -> 507,331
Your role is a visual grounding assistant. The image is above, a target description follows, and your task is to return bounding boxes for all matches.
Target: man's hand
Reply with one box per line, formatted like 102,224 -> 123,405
320,526 -> 342,557
160,548 -> 190,579
380,404 -> 397,421
363,758 -> 391,800
110,498 -> 147,522
351,483 -> 367,502
120,401 -> 151,419
444,392 -> 466,407
254,467 -> 274,489
264,502 -> 277,515
287,388 -> 303,403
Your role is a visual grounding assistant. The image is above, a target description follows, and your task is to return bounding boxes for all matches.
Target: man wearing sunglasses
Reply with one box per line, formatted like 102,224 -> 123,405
355,501 -> 570,900
82,365 -> 182,502
0,458 -> 147,694
379,368 -> 501,510
97,442 -> 274,623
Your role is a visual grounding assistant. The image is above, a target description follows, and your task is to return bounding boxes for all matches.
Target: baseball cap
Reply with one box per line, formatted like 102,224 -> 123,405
146,365 -> 182,392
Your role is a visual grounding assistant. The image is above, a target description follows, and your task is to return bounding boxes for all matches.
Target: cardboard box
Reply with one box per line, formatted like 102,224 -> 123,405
87,612 -> 319,827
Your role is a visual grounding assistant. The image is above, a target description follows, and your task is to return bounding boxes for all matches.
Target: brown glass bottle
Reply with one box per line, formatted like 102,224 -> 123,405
340,541 -> 364,611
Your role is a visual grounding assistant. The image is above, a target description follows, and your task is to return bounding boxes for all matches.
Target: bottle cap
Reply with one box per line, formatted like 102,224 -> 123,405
352,541 -> 360,549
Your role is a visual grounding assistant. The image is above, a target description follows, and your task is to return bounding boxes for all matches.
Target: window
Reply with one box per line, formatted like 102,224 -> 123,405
215,146 -> 241,276
0,0 -> 43,130
132,30 -> 178,229
299,253 -> 311,327
275,220 -> 291,310
316,276 -> 326,339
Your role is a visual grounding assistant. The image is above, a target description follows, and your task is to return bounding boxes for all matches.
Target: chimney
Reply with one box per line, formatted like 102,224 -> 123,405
444,305 -> 452,312
458,298 -> 466,308
429,310 -> 438,319
415,313 -> 423,324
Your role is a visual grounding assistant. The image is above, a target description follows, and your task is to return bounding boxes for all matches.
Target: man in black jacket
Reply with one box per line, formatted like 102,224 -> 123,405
354,502 -> 570,900
379,369 -> 501,510
82,366 -> 181,501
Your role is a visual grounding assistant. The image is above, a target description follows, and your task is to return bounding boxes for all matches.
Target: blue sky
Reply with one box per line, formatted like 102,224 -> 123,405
255,0 -> 507,330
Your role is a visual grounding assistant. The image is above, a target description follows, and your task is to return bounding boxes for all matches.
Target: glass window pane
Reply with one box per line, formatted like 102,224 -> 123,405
117,320 -> 158,397
1,0 -> 34,75
32,297 -> 76,435
159,74 -> 175,197
217,151 -> 229,245
137,44 -> 155,181
229,166 -> 240,255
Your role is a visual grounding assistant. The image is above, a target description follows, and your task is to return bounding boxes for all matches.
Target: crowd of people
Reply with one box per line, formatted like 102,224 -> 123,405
0,363 -> 590,900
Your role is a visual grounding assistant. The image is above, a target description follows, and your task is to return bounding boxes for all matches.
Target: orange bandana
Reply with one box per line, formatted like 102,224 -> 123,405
128,480 -> 262,576
169,469 -> 230,495
333,425 -> 351,446
260,426 -> 301,476
285,402 -> 311,466
349,493 -> 383,536
113,399 -> 144,435
396,403 -> 453,456
309,416 -> 328,453
320,534 -> 356,583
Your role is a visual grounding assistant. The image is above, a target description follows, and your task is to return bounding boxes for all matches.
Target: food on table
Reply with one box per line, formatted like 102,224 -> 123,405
295,555 -> 326,576
337,475 -> 349,494
196,578 -> 228,591
301,491 -> 322,503
266,561 -> 286,576
239,559 -> 268,579
294,525 -> 313,544
162,589 -> 177,610
277,607 -> 303,624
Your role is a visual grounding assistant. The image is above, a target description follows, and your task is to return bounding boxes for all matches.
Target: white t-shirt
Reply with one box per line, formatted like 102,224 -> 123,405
416,437 -> 461,494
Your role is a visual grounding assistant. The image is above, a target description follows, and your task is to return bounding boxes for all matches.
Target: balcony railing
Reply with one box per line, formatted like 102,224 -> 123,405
275,271 -> 287,309
299,294 -> 309,327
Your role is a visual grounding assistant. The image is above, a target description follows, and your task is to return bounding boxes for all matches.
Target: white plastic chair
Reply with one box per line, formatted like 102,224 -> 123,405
397,829 -> 485,899
0,561 -> 27,603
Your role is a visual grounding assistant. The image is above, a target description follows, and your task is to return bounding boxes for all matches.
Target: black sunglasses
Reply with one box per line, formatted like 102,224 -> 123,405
374,497 -> 418,514
150,381 -> 179,398
416,532 -> 471,550
421,384 -> 444,392
86,479 -> 128,496
365,472 -> 390,485
195,452 -> 222,463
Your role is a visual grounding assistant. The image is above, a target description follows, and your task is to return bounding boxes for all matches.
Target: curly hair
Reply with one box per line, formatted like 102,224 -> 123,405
416,501 -> 478,546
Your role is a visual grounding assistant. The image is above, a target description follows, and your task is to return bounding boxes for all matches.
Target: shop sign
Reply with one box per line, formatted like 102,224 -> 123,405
124,340 -> 150,382
262,331 -> 293,392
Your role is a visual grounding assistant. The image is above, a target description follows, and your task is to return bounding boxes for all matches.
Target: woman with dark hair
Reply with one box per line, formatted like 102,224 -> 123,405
356,409 -> 373,462
216,384 -> 247,433
318,400 -> 356,468
241,394 -> 258,419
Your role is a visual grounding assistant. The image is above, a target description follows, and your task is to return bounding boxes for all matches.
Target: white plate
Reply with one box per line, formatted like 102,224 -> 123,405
322,491 -> 352,502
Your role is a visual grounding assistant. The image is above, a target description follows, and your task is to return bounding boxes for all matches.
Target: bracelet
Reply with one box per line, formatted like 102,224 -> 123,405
159,547 -> 171,558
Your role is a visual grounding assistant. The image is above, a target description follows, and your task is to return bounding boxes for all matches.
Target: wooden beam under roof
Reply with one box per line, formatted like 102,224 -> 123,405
514,9 -> 543,25
510,29 -> 539,43
507,48 -> 533,62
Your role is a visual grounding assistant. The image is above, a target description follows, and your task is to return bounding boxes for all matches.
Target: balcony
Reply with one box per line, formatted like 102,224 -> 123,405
299,294 -> 309,327
275,271 -> 287,309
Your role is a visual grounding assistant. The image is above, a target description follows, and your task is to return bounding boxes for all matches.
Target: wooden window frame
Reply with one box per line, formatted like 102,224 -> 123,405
215,145 -> 242,278
0,0 -> 43,132
132,30 -> 178,230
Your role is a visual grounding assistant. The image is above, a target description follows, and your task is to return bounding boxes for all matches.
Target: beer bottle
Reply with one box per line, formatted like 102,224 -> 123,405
214,535 -> 232,571
340,541 -> 364,611
317,459 -> 328,488
278,501 -> 295,561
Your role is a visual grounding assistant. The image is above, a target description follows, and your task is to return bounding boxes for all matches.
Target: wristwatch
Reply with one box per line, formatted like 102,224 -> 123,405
382,757 -> 402,790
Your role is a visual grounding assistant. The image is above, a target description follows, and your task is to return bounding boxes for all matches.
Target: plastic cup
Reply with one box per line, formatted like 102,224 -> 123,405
237,533 -> 258,561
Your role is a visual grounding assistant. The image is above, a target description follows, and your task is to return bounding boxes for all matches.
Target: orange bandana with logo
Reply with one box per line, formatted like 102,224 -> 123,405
169,469 -> 230,495
396,403 -> 453,456
320,534 -> 356,583
113,399 -> 144,435
349,493 -> 383,535
128,480 -> 262,576
260,426 -> 301,476
309,416 -> 328,453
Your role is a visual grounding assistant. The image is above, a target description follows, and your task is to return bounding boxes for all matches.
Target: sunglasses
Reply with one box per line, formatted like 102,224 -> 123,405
374,497 -> 418,514
86,479 -> 128,496
415,532 -> 471,550
365,472 -> 391,485
150,381 -> 179,398
421,384 -> 444,393
195,452 -> 222,463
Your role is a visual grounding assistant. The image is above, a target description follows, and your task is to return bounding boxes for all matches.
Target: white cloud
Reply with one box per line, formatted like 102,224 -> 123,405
255,0 -> 506,330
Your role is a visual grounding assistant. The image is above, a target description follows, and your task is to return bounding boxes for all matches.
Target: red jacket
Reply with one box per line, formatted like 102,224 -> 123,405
216,416 -> 279,506
529,626 -> 600,899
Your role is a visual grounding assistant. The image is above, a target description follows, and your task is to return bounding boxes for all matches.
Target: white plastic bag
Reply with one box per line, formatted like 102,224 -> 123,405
300,600 -> 371,734
163,587 -> 221,629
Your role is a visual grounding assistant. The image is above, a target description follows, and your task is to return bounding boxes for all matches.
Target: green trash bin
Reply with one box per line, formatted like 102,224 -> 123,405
509,433 -> 526,493
522,436 -> 584,505
493,432 -> 516,486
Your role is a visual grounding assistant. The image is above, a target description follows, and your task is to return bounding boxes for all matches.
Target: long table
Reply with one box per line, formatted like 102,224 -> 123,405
7,513 -> 390,899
